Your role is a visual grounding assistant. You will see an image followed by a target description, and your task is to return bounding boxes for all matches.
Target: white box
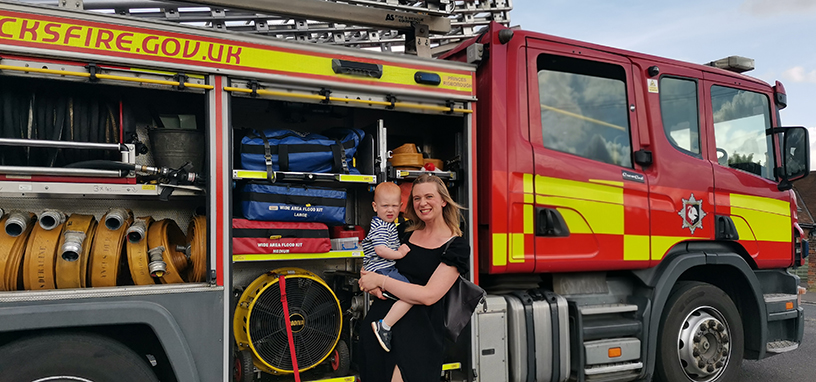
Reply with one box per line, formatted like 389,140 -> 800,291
331,237 -> 359,251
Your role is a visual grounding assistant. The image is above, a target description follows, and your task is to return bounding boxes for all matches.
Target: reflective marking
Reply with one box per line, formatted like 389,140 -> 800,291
624,235 -> 649,261
524,193 -> 534,204
523,173 -> 534,194
234,170 -> 266,179
537,196 -> 623,235
233,250 -> 362,262
557,208 -> 592,234
442,362 -> 462,371
651,236 -> 694,260
307,377 -> 356,382
535,175 -> 623,204
510,233 -> 525,263
492,233 -> 507,266
589,179 -> 624,187
732,216 -> 756,240
730,194 -> 790,216
524,204 -> 534,235
338,174 -> 375,183
731,207 -> 790,242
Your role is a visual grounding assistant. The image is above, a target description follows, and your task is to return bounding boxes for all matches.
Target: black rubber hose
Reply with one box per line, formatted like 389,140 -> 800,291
64,160 -> 132,172
49,96 -> 67,167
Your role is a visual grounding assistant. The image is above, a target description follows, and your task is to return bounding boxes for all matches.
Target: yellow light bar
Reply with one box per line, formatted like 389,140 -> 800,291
442,362 -> 461,371
609,347 -> 622,358
224,86 -> 472,114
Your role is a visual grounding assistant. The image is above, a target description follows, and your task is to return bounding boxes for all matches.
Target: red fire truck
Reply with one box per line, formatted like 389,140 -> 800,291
0,1 -> 808,382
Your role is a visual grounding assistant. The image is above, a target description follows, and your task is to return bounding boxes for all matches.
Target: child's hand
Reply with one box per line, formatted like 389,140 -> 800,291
398,244 -> 411,256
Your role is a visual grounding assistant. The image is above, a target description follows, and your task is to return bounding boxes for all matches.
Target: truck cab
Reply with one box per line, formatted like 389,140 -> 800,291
446,22 -> 809,382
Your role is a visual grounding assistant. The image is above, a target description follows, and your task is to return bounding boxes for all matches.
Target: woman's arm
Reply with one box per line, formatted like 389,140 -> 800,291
359,263 -> 459,306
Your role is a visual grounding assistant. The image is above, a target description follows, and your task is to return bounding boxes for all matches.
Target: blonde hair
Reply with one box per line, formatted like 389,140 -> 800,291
405,174 -> 463,236
373,182 -> 401,202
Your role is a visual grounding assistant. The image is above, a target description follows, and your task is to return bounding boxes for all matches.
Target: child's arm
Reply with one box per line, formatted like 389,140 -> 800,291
374,243 -> 410,260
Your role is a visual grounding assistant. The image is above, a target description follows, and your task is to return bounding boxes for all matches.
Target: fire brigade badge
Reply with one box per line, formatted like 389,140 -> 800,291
678,194 -> 706,234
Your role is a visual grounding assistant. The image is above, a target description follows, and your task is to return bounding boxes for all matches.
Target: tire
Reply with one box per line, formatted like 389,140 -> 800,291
330,340 -> 351,376
0,333 -> 159,382
233,349 -> 255,382
656,282 -> 744,382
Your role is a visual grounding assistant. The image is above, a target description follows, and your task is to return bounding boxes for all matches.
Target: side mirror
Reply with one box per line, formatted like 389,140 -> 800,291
777,126 -> 810,191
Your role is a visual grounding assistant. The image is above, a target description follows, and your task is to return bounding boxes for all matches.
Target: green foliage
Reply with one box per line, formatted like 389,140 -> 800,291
728,152 -> 754,165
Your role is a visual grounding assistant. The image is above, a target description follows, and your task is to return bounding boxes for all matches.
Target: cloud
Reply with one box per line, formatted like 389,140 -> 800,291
741,0 -> 816,16
782,66 -> 816,83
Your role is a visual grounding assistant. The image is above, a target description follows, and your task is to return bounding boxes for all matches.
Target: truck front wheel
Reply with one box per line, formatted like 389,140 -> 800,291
0,333 -> 160,382
656,282 -> 744,382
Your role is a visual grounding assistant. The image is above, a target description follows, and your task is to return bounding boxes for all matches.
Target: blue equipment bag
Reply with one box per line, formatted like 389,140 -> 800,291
240,183 -> 347,225
240,128 -> 363,180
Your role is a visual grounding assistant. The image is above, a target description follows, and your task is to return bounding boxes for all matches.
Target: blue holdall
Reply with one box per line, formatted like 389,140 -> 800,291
240,183 -> 347,225
240,128 -> 364,179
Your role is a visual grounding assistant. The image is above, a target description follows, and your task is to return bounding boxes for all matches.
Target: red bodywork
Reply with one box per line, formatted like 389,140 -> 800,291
448,23 -> 796,275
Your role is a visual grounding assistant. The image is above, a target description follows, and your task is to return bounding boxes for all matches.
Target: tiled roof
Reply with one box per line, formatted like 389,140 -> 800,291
793,172 -> 816,226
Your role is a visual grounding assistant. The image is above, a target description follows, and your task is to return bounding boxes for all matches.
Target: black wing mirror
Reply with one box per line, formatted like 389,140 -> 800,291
776,126 -> 810,191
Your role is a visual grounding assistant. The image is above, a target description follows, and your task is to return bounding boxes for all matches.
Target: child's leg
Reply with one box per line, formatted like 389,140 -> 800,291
383,300 -> 412,328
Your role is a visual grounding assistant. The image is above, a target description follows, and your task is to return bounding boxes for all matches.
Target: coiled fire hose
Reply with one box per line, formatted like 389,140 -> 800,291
89,208 -> 133,287
0,212 -> 35,291
23,213 -> 66,290
186,215 -> 207,283
126,217 -> 156,286
55,214 -> 98,289
147,219 -> 188,284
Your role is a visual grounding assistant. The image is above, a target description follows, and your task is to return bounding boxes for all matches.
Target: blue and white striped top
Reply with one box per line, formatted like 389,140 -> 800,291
362,216 -> 400,272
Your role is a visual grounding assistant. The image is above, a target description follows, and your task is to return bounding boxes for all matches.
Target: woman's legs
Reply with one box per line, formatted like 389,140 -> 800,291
392,365 -> 404,382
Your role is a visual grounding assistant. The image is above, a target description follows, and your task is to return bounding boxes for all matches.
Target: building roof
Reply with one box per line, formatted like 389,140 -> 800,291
793,172 -> 816,227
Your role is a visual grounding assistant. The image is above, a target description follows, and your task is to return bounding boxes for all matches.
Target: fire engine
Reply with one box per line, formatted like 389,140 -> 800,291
0,1 -> 808,382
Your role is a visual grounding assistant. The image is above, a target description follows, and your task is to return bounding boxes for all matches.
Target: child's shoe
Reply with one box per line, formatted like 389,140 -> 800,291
371,320 -> 392,352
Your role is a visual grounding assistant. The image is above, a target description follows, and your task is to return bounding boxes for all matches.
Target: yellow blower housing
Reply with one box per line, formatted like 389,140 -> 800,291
234,268 -> 342,374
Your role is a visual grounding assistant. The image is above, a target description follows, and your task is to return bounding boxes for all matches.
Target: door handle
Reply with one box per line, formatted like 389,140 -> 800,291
535,207 -> 570,237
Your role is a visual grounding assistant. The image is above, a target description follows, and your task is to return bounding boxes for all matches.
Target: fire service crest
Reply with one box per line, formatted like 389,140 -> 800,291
678,194 -> 706,234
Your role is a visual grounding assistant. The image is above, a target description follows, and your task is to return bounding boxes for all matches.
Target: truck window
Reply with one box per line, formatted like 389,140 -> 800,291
710,85 -> 774,179
537,54 -> 632,168
660,77 -> 700,157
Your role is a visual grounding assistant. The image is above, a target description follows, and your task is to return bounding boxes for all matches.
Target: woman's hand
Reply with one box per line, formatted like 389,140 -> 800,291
358,270 -> 386,293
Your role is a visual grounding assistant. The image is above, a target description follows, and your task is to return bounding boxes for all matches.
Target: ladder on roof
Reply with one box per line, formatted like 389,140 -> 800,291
24,0 -> 513,56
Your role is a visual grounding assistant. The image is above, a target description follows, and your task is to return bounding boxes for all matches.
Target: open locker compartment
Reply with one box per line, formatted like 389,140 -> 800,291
0,63 -> 210,293
227,84 -> 473,380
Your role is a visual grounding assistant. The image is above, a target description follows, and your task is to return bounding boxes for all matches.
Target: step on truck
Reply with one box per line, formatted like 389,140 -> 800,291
0,1 -> 809,382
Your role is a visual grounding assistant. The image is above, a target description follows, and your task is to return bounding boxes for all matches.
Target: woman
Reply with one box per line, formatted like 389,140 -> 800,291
358,174 -> 470,382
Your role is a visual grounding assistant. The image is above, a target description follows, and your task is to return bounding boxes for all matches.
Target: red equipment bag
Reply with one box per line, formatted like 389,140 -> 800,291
232,219 -> 331,254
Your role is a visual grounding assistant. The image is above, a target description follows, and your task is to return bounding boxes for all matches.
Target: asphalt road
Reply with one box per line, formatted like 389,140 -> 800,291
737,303 -> 816,381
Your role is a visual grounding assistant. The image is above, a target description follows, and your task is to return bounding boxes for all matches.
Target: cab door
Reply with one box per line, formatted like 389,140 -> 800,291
703,73 -> 793,268
633,60 -> 716,265
525,39 -> 650,272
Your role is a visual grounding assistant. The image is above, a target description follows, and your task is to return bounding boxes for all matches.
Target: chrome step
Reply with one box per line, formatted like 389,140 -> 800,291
584,361 -> 643,376
767,340 -> 799,354
579,304 -> 638,316
764,293 -> 797,303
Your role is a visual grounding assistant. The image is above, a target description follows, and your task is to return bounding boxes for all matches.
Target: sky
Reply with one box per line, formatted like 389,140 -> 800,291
510,0 -> 816,167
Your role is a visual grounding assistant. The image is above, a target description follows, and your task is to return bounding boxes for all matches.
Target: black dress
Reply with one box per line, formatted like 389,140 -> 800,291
359,233 -> 469,382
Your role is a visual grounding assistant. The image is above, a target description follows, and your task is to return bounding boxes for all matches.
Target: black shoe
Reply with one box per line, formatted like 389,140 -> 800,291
372,320 -> 392,352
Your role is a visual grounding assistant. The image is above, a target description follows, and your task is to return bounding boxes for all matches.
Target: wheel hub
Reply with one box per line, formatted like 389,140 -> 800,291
677,307 -> 730,381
